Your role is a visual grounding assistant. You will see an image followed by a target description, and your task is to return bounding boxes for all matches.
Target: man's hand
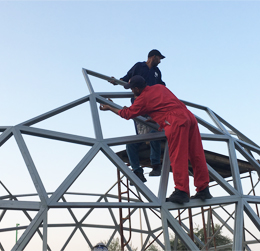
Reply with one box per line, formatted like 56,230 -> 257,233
108,77 -> 118,85
99,104 -> 111,111
99,103 -> 120,115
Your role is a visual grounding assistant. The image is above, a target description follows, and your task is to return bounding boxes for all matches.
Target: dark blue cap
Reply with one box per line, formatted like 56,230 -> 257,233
148,49 -> 165,59
124,75 -> 147,89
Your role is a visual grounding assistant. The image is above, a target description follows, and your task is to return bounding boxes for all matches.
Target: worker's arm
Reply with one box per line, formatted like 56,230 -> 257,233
99,104 -> 120,115
109,77 -> 124,86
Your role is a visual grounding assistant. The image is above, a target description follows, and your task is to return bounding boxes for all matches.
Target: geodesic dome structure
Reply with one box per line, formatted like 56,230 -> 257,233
0,69 -> 260,251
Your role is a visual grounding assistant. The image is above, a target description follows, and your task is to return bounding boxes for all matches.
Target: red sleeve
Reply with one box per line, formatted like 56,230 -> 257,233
118,94 -> 148,120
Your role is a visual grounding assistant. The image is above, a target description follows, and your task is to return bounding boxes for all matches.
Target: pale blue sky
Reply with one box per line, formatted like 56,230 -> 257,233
1,0 -> 259,144
0,1 -> 260,250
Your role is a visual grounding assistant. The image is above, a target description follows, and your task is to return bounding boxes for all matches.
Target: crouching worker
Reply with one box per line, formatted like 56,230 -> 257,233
100,75 -> 212,204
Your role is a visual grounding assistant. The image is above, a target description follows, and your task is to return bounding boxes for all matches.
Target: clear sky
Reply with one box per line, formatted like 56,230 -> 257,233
0,1 -> 260,250
1,0 -> 260,145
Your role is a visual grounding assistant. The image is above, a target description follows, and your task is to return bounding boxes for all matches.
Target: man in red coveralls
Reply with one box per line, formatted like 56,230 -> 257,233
100,75 -> 212,204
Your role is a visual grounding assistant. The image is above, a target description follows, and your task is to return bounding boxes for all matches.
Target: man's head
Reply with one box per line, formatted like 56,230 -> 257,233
147,49 -> 165,67
124,75 -> 147,96
93,242 -> 108,251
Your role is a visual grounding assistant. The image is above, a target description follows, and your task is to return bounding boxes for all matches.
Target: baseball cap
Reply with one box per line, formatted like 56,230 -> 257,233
93,242 -> 108,251
124,75 -> 147,89
148,49 -> 165,59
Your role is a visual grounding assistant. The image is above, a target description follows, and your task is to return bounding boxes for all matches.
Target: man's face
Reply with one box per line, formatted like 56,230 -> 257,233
152,55 -> 161,67
131,87 -> 141,97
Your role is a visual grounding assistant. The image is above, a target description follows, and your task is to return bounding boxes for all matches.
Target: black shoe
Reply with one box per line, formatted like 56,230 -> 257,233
166,189 -> 189,204
191,187 -> 212,201
130,171 -> 147,186
149,164 -> 162,176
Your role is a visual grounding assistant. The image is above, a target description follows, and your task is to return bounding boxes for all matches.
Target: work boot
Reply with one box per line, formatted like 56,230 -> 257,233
166,189 -> 190,204
149,164 -> 162,176
130,170 -> 147,186
191,187 -> 212,201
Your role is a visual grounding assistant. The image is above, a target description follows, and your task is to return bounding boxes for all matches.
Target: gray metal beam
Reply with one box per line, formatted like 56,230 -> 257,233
19,125 -> 96,146
96,95 -> 159,131
104,131 -> 165,146
235,141 -> 260,174
200,133 -> 230,141
101,143 -> 160,204
244,200 -> 260,231
232,199 -> 244,251
207,164 -> 239,196
158,143 -> 171,203
161,207 -> 199,250
1,68 -> 260,251
213,111 -> 259,147
194,115 -> 225,135
13,128 -> 49,205
0,127 -> 13,147
228,138 -> 243,194
0,200 -> 40,211
11,208 -> 48,251
164,195 -> 240,210
206,107 -> 230,134
48,143 -> 101,204
19,96 -> 89,127
84,68 -> 127,87
89,94 -> 104,140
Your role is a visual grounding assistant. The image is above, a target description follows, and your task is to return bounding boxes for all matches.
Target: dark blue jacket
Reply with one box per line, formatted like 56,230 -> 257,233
121,62 -> 165,86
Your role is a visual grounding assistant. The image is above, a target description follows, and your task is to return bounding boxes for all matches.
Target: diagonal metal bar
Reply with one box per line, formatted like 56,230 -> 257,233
161,207 -> 199,250
235,141 -> 260,174
0,127 -> 13,147
181,100 -> 208,110
207,164 -> 239,196
194,115 -> 225,135
11,207 -> 48,251
18,96 -> 89,127
84,68 -> 127,87
206,107 -> 230,134
236,139 -> 260,154
96,91 -> 133,99
61,227 -> 77,251
13,127 -> 49,205
78,227 -> 93,249
48,143 -> 101,204
101,143 -> 160,204
82,68 -> 95,94
0,181 -> 51,250
213,111 -> 259,147
244,200 -> 260,231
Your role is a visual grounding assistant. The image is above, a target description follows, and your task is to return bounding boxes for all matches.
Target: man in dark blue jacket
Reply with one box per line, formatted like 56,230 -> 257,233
121,49 -> 165,86
112,49 -> 166,183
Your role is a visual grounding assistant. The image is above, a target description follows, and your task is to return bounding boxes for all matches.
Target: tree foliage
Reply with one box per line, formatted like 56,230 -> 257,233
102,224 -> 232,251
103,237 -> 137,251
170,224 -> 232,251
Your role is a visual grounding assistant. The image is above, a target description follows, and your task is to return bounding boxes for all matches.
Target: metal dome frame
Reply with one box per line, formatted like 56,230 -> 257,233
0,68 -> 260,251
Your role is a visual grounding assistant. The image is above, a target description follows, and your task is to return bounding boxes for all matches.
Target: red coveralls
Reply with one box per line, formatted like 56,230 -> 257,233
118,84 -> 209,194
